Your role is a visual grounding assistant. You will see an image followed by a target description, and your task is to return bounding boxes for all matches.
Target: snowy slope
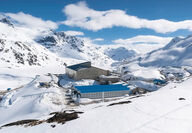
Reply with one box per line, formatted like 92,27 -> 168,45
0,38 -> 65,68
140,36 -> 192,67
1,77 -> 192,133
0,74 -> 65,125
118,35 -> 192,84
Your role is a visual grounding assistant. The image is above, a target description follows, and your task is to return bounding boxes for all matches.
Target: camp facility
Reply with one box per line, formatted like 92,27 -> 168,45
74,84 -> 130,99
66,61 -> 110,80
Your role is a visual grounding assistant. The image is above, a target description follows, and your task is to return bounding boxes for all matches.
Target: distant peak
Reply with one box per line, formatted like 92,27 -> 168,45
163,36 -> 183,49
171,36 -> 182,43
54,31 -> 66,37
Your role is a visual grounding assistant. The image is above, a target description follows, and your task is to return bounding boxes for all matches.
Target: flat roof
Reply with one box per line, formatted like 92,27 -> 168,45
67,62 -> 91,71
75,84 -> 130,93
67,64 -> 90,71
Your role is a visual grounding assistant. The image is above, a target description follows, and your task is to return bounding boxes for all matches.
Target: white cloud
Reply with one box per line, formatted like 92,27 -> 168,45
93,38 -> 104,42
64,30 -> 84,36
0,12 -> 58,41
62,2 -> 192,33
113,35 -> 171,45
5,12 -> 57,31
113,35 -> 172,53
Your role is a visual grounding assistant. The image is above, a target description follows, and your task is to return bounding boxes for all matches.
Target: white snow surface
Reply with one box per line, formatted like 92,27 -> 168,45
0,73 -> 65,126
1,77 -> 192,133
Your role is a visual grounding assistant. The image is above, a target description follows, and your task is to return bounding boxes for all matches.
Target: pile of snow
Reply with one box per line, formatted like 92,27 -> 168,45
119,61 -> 164,81
58,74 -> 98,88
0,74 -> 65,126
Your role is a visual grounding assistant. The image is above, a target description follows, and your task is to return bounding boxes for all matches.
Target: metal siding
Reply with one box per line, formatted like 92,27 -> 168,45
80,90 -> 130,99
76,67 -> 108,80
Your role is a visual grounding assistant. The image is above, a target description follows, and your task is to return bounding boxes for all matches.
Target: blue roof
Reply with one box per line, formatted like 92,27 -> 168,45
75,84 -> 130,93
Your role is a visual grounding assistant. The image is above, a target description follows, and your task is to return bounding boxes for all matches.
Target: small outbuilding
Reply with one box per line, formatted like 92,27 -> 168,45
66,61 -> 110,80
98,75 -> 120,84
74,84 -> 130,99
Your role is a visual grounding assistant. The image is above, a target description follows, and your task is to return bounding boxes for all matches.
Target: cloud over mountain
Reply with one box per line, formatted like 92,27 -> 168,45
113,35 -> 172,53
62,1 -> 192,33
5,12 -> 57,30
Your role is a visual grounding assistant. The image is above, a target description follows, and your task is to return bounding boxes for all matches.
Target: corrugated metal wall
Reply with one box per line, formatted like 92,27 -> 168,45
81,90 -> 130,99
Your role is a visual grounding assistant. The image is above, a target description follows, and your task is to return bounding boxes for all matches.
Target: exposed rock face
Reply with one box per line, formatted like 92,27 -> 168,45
37,31 -> 84,53
1,110 -> 83,128
0,18 -> 14,28
0,38 -> 61,67
0,39 -> 5,52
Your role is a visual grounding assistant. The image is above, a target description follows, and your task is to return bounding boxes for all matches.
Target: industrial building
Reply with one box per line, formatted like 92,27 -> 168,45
66,62 -> 110,80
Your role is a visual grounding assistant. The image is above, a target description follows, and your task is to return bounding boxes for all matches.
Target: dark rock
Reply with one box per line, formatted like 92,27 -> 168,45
37,36 -> 57,46
108,101 -> 132,106
179,97 -> 186,100
2,119 -> 38,127
12,50 -> 24,64
0,39 -> 5,52
27,53 -> 38,65
47,111 -> 83,124
51,124 -> 56,128
0,18 -> 14,28
1,111 -> 83,128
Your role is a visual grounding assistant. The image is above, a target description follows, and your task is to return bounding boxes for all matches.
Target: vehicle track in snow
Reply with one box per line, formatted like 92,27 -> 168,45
127,102 -> 192,133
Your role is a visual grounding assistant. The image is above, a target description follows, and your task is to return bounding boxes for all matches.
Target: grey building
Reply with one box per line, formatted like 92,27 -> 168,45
66,62 -> 110,80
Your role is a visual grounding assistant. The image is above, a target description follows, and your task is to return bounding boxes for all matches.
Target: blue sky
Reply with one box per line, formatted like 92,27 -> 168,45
1,0 -> 192,44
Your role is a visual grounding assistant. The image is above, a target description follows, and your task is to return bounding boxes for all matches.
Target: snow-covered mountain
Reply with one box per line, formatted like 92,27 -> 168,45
0,17 -> 66,68
104,46 -> 136,61
0,38 -> 65,68
36,31 -> 139,68
118,35 -> 192,90
139,36 -> 192,67
36,31 -> 114,68
0,17 -> 138,69
2,15 -> 192,133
